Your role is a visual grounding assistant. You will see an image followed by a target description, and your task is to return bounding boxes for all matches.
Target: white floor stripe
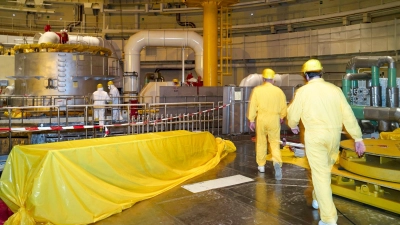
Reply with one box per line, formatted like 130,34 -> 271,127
182,175 -> 254,193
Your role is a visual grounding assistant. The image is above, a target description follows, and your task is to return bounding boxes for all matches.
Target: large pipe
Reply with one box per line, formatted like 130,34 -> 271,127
68,35 -> 101,46
352,105 -> 400,123
124,30 -> 203,97
345,56 -> 396,71
238,73 -> 286,87
345,56 -> 398,107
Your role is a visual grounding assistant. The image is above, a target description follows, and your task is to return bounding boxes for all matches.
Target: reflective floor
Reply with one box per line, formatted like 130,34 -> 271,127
95,138 -> 400,225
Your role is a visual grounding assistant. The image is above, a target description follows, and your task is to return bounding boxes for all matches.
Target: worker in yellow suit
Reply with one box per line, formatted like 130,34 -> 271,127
287,59 -> 366,225
247,68 -> 287,180
173,78 -> 180,86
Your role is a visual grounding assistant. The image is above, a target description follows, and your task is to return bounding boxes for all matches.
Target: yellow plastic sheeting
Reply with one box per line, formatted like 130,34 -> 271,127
0,131 -> 236,225
380,128 -> 400,140
267,146 -> 310,169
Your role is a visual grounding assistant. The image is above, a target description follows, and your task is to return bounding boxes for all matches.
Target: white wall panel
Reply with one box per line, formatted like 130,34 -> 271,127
372,38 -> 388,52
267,34 -> 280,41
297,40 -> 309,57
166,48 -> 178,61
230,20 -> 400,60
317,29 -> 331,55
256,35 -> 267,42
144,47 -> 156,61
0,36 -> 7,43
279,38 -> 289,58
371,26 -> 388,38
346,39 -> 360,53
232,36 -> 244,60
388,36 -> 395,51
266,40 -> 280,58
244,36 -> 256,59
255,35 -> 267,59
232,47 -> 244,60
347,25 -> 361,39
156,48 -> 167,61
310,30 -> 319,56
287,33 -> 298,57
331,27 -> 346,40
134,20 -> 400,63
360,37 -> 371,52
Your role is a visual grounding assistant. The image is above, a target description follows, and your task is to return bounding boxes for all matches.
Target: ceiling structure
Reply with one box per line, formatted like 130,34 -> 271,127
0,0 -> 399,38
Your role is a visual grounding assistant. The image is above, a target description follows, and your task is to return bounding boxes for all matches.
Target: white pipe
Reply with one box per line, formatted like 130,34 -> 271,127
182,47 -> 185,85
124,30 -> 203,95
239,74 -> 284,87
395,18 -> 398,61
239,73 -> 263,87
67,35 -> 100,46
38,32 -> 59,44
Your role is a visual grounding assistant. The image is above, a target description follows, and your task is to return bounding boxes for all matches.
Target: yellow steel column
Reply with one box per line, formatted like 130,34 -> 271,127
202,1 -> 218,86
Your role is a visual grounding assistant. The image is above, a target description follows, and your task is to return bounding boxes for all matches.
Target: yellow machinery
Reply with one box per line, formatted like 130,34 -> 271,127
332,139 -> 400,214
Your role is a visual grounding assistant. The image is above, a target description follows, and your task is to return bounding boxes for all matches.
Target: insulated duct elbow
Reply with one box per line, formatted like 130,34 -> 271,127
38,32 -> 60,44
239,74 -> 263,87
124,30 -> 203,76
343,73 -> 371,80
123,30 -> 203,97
346,56 -> 396,71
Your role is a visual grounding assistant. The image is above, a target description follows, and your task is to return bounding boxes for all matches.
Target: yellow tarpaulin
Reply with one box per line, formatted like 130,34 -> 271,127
267,146 -> 310,169
380,128 -> 400,140
0,131 -> 236,225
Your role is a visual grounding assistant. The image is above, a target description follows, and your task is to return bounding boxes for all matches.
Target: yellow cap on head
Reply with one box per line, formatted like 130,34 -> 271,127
262,68 -> 275,79
97,83 -> 103,89
173,78 -> 179,83
302,59 -> 323,74
107,81 -> 113,86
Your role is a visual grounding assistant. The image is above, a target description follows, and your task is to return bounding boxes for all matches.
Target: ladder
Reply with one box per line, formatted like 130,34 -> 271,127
217,7 -> 233,86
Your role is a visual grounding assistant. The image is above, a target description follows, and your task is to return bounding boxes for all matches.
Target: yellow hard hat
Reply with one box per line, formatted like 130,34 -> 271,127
97,83 -> 103,88
302,59 -> 323,73
173,78 -> 179,83
262,68 -> 275,79
107,81 -> 113,86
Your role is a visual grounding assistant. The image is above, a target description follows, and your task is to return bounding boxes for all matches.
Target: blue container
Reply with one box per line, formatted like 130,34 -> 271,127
0,154 -> 8,172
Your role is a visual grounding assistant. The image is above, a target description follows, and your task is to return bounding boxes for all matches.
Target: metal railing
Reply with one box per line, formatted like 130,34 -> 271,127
0,97 -> 224,150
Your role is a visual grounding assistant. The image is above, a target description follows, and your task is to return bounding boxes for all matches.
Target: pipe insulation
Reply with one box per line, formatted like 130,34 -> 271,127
342,73 -> 372,81
346,56 -> 396,71
124,30 -> 203,95
353,105 -> 400,123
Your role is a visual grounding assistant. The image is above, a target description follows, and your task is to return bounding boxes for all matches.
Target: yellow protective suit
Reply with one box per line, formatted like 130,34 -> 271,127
287,78 -> 362,224
247,82 -> 287,167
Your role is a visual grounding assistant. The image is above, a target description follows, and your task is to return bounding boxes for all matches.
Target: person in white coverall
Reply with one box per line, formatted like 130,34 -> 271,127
108,81 -> 123,121
287,59 -> 366,225
92,83 -> 111,126
247,68 -> 287,180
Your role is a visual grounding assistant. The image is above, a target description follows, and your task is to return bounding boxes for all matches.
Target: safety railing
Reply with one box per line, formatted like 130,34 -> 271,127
0,100 -> 224,150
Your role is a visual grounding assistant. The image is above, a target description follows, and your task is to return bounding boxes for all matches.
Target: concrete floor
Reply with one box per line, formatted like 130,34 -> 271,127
94,138 -> 400,225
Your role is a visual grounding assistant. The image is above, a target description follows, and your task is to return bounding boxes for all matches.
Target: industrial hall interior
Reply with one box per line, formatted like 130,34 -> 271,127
1,0 -> 400,224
